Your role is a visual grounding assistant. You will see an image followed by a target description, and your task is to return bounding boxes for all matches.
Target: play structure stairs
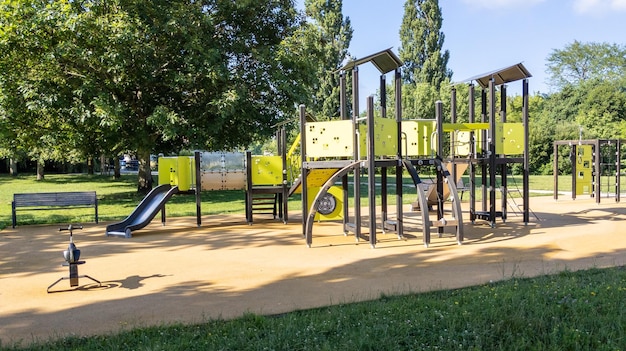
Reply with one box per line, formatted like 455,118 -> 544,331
249,193 -> 279,218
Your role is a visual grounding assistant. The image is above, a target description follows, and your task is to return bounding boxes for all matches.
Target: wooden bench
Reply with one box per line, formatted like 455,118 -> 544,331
12,192 -> 98,228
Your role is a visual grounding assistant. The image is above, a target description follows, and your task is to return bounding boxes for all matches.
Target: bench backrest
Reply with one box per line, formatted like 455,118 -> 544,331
13,192 -> 97,207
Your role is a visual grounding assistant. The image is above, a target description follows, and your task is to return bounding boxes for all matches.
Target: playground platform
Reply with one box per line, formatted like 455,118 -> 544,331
1,195 -> 625,345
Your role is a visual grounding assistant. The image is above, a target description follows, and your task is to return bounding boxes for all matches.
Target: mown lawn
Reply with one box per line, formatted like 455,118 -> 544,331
1,172 -> 622,229
3,266 -> 624,350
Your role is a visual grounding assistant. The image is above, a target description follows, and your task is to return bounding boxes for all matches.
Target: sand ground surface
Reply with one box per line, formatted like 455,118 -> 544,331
1,195 -> 626,345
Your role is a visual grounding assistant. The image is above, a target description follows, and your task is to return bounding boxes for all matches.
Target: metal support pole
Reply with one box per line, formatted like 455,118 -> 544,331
469,84 -> 476,221
340,71 -> 347,120
395,68 -> 404,238
195,151 -> 202,227
352,68 -> 361,241
617,139 -> 621,203
435,101 -> 445,235
522,79 -> 530,223
489,79 -> 497,226
367,96 -> 377,248
595,140 -> 601,204
299,105 -> 310,244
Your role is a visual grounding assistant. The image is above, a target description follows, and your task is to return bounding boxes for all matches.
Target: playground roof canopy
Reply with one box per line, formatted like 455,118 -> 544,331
456,63 -> 532,88
339,48 -> 403,75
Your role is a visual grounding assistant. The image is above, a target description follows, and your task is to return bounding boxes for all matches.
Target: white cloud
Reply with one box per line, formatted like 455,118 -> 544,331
573,0 -> 626,13
461,0 -> 546,9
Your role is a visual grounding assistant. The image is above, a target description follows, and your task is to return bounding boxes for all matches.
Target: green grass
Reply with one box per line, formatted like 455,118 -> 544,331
3,266 -> 624,350
2,173 -> 623,229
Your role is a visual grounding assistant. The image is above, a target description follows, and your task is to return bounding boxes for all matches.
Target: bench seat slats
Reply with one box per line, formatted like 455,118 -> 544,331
12,191 -> 98,228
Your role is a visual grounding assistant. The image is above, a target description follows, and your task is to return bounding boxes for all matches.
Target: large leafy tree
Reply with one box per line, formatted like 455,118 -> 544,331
303,0 -> 353,120
546,41 -> 626,89
0,0 -> 308,191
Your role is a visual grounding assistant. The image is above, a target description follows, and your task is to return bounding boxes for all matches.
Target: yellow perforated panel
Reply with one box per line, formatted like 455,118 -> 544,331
251,156 -> 283,186
305,120 -> 354,158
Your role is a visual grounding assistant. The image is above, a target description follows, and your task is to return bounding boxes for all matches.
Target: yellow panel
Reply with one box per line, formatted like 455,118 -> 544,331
442,122 -> 490,132
177,156 -> 193,191
290,168 -> 340,194
305,120 -> 354,158
358,117 -> 398,157
455,131 -> 471,156
575,145 -> 593,195
158,157 -> 178,186
496,122 -> 524,155
454,131 -> 483,156
307,185 -> 344,221
401,120 -> 436,157
251,156 -> 283,186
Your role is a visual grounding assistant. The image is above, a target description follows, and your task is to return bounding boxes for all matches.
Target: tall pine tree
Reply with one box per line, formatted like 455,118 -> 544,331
399,0 -> 452,119
399,0 -> 451,88
304,0 -> 353,120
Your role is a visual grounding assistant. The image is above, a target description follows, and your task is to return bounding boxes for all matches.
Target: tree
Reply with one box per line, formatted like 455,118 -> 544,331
546,41 -> 626,89
399,0 -> 452,121
0,0 -> 309,192
303,0 -> 353,120
399,0 -> 451,88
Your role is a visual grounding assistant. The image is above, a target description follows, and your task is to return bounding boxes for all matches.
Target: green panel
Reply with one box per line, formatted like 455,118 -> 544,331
358,117 -> 398,157
496,122 -> 524,155
251,155 -> 283,186
305,120 -> 354,158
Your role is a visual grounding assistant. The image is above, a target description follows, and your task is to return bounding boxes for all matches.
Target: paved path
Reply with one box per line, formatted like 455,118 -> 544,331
1,196 -> 625,345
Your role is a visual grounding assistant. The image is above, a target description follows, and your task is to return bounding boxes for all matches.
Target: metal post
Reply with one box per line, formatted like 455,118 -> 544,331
352,67 -> 361,241
367,96 -> 377,248
195,151 -> 202,227
489,79 -> 497,226
522,79 -> 530,223
469,84 -> 476,221
571,144 -> 577,200
435,101 -> 444,235
340,71 -> 347,120
595,140 -> 601,204
395,68 -> 403,238
299,105 -> 310,244
500,85 -> 507,222
617,139 -> 621,203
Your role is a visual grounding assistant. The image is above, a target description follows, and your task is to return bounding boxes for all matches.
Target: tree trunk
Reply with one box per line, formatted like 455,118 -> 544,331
36,159 -> 45,180
100,155 -> 107,174
9,158 -> 18,176
114,157 -> 121,179
137,148 -> 153,194
87,158 -> 94,175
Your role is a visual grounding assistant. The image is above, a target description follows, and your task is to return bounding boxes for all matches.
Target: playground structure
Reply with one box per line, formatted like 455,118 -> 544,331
105,48 -> 532,248
297,50 -> 532,247
446,64 -> 532,227
553,139 -> 624,203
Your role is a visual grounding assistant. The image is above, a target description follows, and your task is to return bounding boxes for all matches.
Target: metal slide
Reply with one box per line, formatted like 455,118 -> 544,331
106,184 -> 179,238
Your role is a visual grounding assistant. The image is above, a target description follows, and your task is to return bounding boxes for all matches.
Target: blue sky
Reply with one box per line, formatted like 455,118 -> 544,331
296,0 -> 626,102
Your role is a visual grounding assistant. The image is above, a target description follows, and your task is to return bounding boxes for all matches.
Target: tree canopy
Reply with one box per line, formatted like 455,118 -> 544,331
546,41 -> 626,89
0,0 -> 311,190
